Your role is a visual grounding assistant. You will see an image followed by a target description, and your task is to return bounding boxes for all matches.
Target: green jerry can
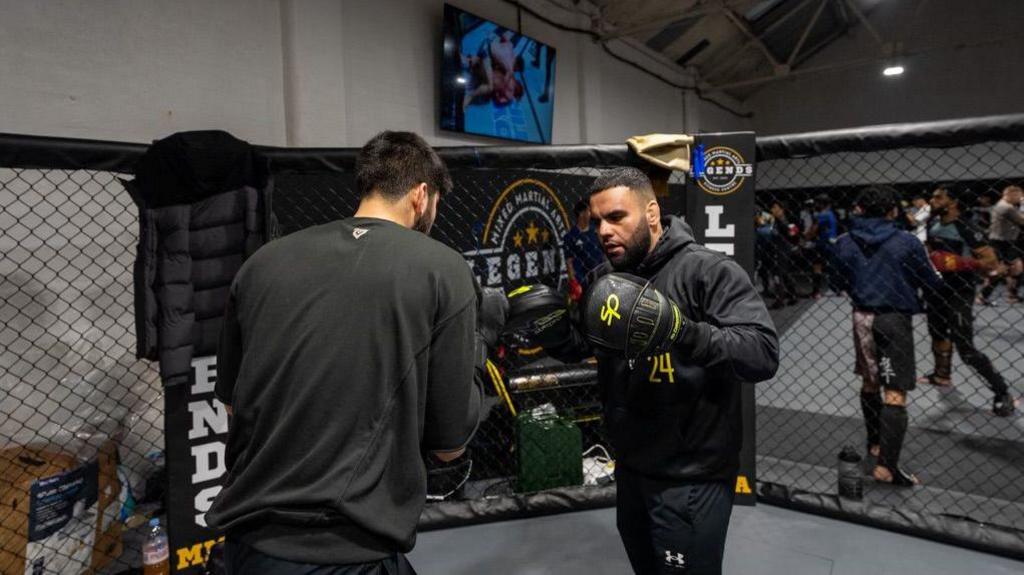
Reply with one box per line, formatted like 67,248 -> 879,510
516,406 -> 583,492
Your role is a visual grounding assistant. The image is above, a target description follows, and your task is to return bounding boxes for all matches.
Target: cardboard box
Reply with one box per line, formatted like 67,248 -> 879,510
0,440 -> 123,574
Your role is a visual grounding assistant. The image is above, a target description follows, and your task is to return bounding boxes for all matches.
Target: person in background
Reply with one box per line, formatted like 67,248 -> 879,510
769,200 -> 799,308
970,191 -> 995,233
978,185 -> 1024,305
922,185 -> 1017,417
804,194 -> 838,298
833,186 -> 941,486
905,194 -> 931,243
562,198 -> 605,301
755,210 -> 775,296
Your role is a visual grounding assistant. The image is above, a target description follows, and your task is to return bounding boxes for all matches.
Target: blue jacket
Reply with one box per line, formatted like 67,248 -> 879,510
832,217 -> 940,314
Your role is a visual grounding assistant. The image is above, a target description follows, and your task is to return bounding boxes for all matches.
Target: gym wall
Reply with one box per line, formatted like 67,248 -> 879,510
0,0 -> 746,147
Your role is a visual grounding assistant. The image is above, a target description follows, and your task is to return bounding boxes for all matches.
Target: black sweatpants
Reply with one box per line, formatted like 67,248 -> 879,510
224,540 -> 416,575
616,467 -> 735,574
926,290 -> 1008,396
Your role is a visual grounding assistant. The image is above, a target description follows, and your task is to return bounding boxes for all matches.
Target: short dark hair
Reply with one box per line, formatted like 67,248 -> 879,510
573,199 -> 589,216
934,183 -> 959,204
814,193 -> 831,208
356,131 -> 452,201
590,167 -> 654,200
855,185 -> 900,218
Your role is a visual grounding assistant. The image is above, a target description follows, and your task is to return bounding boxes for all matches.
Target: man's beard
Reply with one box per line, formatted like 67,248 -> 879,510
413,209 -> 435,235
608,223 -> 651,271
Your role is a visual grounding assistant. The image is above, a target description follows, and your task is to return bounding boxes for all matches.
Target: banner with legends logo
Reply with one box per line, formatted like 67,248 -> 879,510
686,132 -> 758,505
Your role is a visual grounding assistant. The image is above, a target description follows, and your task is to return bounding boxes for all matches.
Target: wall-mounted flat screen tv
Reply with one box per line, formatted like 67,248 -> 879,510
440,4 -> 556,144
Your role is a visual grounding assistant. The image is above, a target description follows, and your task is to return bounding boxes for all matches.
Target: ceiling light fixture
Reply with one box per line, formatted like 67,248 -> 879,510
883,65 -> 905,77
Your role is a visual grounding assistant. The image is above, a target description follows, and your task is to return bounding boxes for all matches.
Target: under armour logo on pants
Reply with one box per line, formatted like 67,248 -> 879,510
664,550 -> 686,568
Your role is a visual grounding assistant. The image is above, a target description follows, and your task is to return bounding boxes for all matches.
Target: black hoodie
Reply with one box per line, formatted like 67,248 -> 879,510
558,216 -> 779,480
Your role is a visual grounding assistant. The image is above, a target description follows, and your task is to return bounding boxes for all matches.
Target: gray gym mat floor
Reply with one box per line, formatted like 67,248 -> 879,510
759,295 -> 1024,531
408,504 -> 1024,574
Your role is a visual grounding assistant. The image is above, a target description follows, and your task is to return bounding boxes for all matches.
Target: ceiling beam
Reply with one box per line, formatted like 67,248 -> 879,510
700,0 -> 817,83
598,0 -> 728,41
787,0 -> 830,66
721,3 -> 784,72
842,0 -> 887,51
701,44 -> 764,85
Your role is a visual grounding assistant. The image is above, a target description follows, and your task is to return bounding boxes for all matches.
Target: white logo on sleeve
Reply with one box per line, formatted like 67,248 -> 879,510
664,550 -> 686,568
352,227 -> 369,239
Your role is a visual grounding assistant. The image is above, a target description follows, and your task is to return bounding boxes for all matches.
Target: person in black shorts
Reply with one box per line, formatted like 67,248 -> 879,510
207,131 -> 494,574
979,185 -> 1024,305
833,186 -> 941,485
922,185 -> 1017,417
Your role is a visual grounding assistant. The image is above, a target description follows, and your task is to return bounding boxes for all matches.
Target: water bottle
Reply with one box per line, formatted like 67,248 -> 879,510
143,517 -> 170,575
837,446 -> 863,500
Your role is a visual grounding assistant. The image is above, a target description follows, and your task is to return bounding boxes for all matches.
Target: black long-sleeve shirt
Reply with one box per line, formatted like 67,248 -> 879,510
207,217 -> 480,564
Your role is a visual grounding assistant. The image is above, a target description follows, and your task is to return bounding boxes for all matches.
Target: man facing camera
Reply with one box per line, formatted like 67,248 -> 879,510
507,167 -> 778,574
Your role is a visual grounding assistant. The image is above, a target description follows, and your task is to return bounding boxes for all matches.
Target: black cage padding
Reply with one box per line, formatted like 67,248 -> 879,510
757,113 -> 1024,160
262,143 -> 642,173
420,485 -> 616,531
8,112 -> 1024,172
0,133 -> 643,174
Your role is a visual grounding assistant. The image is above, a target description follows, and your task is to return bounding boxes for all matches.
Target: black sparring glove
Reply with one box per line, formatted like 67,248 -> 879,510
477,286 -> 510,349
504,283 -> 573,349
581,273 -> 686,360
474,284 -> 510,371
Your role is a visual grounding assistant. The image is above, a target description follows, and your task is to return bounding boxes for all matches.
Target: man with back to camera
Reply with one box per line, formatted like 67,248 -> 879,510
978,185 -> 1024,305
804,194 -> 838,298
562,198 -> 606,301
207,131 -> 495,574
921,185 -> 1017,417
832,186 -> 941,486
767,200 -> 798,308
505,167 -> 779,574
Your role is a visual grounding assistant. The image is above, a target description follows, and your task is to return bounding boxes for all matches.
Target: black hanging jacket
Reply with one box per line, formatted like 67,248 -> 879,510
126,131 -> 272,385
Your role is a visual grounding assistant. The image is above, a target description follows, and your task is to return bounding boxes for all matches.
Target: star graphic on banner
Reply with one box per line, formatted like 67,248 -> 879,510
526,221 -> 540,244
541,228 -> 551,243
513,230 -> 524,248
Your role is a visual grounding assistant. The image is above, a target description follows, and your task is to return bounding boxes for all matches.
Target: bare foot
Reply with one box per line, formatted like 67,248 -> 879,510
873,465 -> 920,486
919,373 -> 952,387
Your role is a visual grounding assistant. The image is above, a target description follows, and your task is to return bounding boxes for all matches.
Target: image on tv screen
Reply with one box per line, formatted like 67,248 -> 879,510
440,4 -> 556,144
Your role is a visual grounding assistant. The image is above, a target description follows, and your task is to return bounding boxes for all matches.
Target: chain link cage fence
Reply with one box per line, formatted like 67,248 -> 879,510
263,148 -> 684,526
1,153 -> 164,574
0,138 -> 663,573
3,115 -> 1024,573
754,115 -> 1024,559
